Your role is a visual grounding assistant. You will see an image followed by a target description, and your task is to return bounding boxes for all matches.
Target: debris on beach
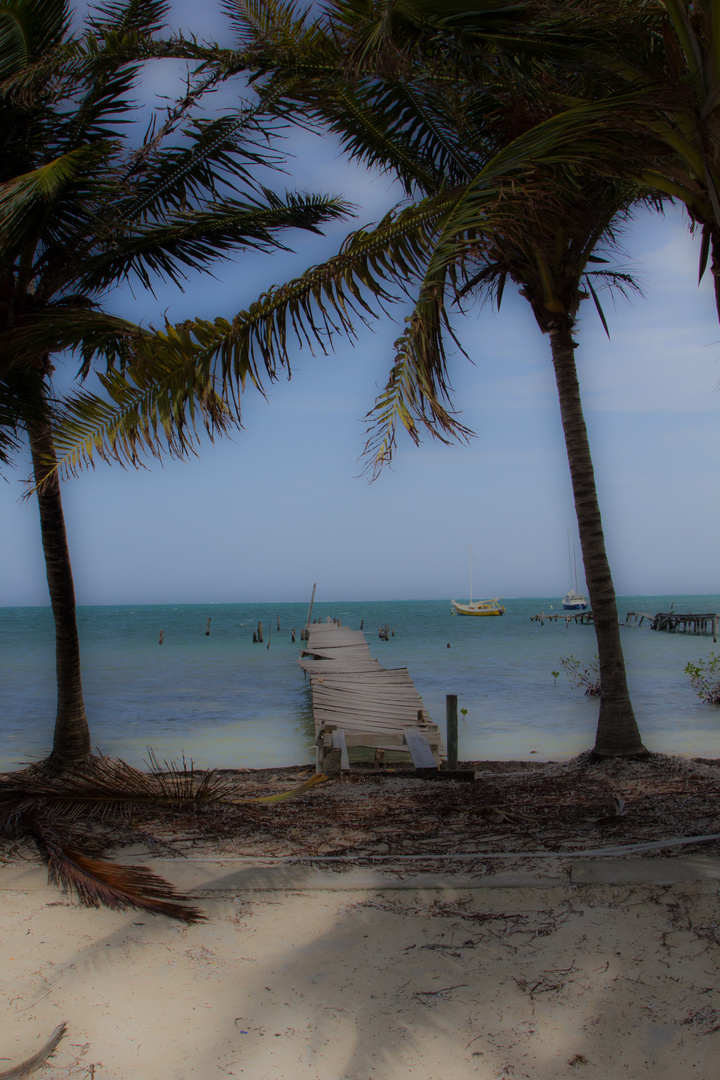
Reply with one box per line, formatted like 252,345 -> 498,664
0,1022 -> 66,1080
2,751 -> 720,918
0,753 -> 329,921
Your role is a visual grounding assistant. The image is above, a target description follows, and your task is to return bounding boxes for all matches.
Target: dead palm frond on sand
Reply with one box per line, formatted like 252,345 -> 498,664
0,752 -> 326,923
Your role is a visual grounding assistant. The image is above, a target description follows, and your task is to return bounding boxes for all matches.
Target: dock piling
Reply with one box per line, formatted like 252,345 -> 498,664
446,695 -> 458,770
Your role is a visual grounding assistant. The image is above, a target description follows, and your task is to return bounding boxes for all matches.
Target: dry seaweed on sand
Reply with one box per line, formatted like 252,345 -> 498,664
177,751 -> 720,863
2,751 -> 720,918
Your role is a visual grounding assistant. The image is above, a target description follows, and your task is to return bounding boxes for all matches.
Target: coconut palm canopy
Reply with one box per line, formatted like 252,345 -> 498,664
55,0 -> 720,756
0,0 -> 350,765
119,0 -> 661,755
4,0 -> 719,766
0,0 -> 350,472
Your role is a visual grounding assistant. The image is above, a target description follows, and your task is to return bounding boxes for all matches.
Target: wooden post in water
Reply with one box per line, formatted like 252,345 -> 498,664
158,630 -> 164,645
446,694 -> 458,770
291,629 -> 296,643
257,622 -> 263,643
267,626 -> 271,650
206,618 -> 211,636
306,583 -> 317,632
277,613 -> 280,632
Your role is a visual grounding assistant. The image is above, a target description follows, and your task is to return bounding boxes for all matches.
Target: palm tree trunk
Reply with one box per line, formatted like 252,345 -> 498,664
27,414 -> 92,766
547,315 -> 646,757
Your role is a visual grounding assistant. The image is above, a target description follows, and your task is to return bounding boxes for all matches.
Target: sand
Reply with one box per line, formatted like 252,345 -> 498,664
3,753 -> 720,1079
2,868 -> 720,1080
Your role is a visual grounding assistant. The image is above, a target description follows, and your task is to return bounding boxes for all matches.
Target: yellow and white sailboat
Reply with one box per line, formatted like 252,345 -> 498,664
451,546 -> 505,616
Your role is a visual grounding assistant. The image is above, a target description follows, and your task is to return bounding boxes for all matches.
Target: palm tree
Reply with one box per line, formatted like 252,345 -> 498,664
59,0 -> 720,757
463,177 -> 648,756
106,0 -> 651,755
0,0 -> 348,766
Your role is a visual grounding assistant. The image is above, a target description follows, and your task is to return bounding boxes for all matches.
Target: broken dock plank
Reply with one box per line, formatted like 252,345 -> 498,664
403,727 -> 440,770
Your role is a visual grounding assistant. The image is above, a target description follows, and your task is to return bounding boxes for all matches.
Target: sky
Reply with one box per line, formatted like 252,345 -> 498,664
1,1 -> 719,607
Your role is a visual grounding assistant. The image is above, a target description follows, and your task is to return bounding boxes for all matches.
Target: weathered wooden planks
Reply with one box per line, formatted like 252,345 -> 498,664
299,618 -> 444,772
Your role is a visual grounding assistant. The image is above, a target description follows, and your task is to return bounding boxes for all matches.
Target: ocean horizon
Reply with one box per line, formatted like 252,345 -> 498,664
2,594 -> 719,771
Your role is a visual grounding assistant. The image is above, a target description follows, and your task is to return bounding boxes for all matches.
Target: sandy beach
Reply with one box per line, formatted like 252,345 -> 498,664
3,754 -> 720,1079
2,867 -> 720,1079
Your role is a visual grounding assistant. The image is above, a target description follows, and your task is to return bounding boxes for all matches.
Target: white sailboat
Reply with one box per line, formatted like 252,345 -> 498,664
562,531 -> 588,611
451,546 -> 505,616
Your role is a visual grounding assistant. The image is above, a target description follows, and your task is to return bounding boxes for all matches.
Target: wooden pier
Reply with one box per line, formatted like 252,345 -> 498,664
299,619 -> 444,774
625,610 -> 719,643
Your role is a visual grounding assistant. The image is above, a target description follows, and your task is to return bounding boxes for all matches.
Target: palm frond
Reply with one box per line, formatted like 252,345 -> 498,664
50,328 -> 240,480
0,751 -> 238,809
0,8 -> 30,78
42,831 -> 206,922
362,262 -> 473,477
584,272 -> 610,338
230,772 -> 328,802
225,0 -> 316,51
74,192 -> 351,293
0,143 -> 112,267
0,364 -> 49,466
0,307 -> 141,369
0,750 -> 329,922
47,193 -> 456,476
85,0 -> 170,37
109,108 -> 287,228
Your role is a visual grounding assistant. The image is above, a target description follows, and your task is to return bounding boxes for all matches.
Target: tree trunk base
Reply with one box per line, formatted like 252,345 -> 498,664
41,750 -> 98,774
590,746 -> 650,760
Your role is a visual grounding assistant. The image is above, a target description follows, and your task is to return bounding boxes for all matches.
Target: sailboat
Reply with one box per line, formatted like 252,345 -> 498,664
451,546 -> 505,616
562,531 -> 588,611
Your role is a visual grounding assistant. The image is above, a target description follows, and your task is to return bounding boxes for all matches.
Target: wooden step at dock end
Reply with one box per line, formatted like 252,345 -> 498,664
403,727 -> 439,770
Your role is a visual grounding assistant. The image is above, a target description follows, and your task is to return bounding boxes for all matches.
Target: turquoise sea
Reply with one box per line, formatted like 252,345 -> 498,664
1,595 -> 719,771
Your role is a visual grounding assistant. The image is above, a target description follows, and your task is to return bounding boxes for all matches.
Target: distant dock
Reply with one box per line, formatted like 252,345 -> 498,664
298,619 -> 445,773
530,610 -> 594,626
625,610 -> 719,643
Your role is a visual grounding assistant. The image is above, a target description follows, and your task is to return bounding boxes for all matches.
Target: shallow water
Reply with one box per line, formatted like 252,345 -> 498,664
1,595 -> 719,770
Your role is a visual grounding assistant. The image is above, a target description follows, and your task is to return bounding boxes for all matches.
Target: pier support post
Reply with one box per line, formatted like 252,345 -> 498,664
319,731 -> 341,775
446,694 -> 458,770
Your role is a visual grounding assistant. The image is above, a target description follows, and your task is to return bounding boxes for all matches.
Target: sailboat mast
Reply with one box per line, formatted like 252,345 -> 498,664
469,545 -> 473,605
